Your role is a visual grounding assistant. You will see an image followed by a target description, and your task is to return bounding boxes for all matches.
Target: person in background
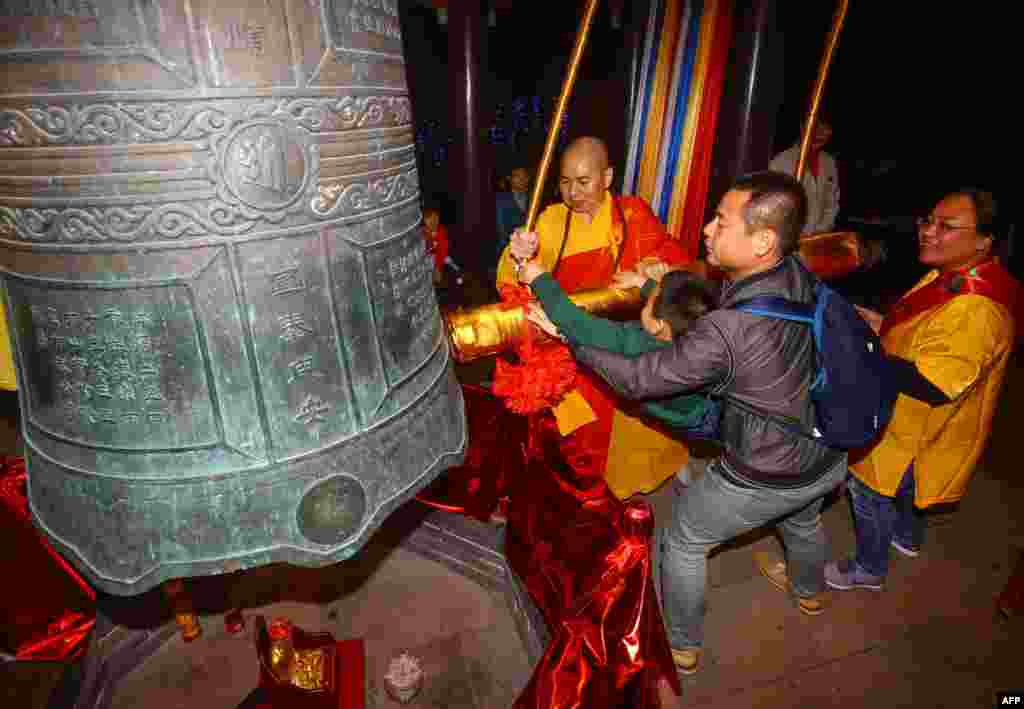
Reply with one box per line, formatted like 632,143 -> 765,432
826,189 -> 1018,591
770,119 -> 840,234
494,166 -> 532,276
423,205 -> 463,287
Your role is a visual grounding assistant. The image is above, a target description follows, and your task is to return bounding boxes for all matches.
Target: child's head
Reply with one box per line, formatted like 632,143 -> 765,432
640,270 -> 718,341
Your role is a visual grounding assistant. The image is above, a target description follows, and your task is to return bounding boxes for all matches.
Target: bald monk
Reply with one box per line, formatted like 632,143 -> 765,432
496,136 -> 693,499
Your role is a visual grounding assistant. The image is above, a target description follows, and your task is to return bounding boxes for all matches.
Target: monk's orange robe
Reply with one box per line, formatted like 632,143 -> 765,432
497,192 -> 691,498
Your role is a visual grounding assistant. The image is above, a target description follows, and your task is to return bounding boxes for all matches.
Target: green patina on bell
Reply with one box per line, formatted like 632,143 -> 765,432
0,0 -> 465,595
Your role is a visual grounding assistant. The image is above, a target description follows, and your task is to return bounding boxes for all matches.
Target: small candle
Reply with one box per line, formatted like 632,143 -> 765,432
267,618 -> 296,680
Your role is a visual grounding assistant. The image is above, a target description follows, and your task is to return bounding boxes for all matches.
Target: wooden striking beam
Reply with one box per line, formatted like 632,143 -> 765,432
525,0 -> 602,231
795,0 -> 849,181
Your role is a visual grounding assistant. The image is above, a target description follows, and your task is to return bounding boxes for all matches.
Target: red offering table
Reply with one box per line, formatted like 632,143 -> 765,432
244,634 -> 364,709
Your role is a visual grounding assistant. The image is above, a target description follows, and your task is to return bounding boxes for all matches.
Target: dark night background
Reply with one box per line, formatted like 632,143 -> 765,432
398,2 -> 1014,287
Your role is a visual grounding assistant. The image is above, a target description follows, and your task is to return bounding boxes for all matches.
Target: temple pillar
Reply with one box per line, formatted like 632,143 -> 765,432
705,0 -> 785,222
447,0 -> 495,273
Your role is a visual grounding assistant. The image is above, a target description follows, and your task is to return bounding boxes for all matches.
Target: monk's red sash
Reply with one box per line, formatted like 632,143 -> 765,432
881,259 -> 1020,336
807,150 -> 820,178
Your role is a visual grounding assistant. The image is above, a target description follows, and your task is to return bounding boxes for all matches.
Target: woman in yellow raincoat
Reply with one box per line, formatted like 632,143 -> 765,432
826,189 -> 1019,591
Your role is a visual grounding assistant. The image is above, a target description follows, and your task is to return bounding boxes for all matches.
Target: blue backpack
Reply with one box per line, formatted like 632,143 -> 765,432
730,272 -> 898,449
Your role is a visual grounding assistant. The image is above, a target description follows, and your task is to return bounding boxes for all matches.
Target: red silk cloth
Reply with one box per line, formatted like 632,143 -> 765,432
419,386 -> 681,707
881,258 -> 1021,336
418,384 -> 528,522
0,456 -> 95,660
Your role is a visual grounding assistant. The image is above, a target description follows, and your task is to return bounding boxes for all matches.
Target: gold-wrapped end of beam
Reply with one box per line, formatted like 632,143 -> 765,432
445,286 -> 645,363
798,230 -> 869,280
445,301 -> 530,363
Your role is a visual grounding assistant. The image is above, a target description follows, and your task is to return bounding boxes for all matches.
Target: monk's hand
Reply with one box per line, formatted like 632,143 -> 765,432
854,305 -> 883,335
510,227 -> 539,264
518,261 -> 545,285
612,270 -> 646,290
637,258 -> 671,283
526,304 -> 563,341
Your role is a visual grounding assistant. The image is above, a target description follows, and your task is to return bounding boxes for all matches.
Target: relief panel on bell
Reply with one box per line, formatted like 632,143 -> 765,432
0,1 -> 136,51
0,1 -> 196,92
326,0 -> 402,58
195,0 -> 295,88
324,224 -> 386,421
4,278 -> 218,451
365,226 -> 440,384
236,232 -> 356,456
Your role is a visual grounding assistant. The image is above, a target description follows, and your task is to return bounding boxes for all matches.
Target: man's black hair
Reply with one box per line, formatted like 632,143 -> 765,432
732,171 -> 808,255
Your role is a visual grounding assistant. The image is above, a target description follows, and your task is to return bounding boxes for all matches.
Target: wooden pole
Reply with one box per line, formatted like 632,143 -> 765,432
524,0 -> 603,231
795,0 -> 849,181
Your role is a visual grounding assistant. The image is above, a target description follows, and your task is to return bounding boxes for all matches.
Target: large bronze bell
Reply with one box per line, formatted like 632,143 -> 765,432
0,0 -> 466,595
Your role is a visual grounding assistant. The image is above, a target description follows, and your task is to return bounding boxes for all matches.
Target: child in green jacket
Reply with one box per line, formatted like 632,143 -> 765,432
520,264 -> 718,434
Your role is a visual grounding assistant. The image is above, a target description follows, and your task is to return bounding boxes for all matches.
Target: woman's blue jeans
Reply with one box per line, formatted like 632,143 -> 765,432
848,464 -> 925,578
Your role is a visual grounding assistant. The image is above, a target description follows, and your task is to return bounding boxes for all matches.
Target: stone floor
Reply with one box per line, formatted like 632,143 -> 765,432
3,351 -> 1024,708
103,543 -> 531,709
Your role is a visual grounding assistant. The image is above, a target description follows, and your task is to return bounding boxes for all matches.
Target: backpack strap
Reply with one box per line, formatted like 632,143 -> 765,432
732,295 -> 815,324
722,294 -> 827,445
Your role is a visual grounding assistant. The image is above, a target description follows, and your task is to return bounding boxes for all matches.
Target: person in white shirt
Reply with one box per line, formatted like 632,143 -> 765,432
770,120 -> 839,234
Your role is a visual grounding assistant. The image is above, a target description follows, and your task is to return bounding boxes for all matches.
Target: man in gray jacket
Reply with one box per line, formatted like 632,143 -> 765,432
571,171 -> 847,675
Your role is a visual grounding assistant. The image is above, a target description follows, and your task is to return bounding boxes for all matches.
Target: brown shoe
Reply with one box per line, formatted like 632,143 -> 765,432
755,551 -> 828,616
671,647 -> 701,675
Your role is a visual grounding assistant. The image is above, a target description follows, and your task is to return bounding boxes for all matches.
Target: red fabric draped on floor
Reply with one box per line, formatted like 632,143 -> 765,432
419,385 -> 681,707
0,456 -> 94,660
2,386 -> 681,704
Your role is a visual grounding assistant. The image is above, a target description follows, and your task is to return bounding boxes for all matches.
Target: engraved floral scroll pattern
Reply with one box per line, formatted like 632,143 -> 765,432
0,94 -> 415,241
0,204 -> 258,243
273,96 -> 412,132
311,166 -> 418,218
0,96 -> 411,147
0,103 -> 231,146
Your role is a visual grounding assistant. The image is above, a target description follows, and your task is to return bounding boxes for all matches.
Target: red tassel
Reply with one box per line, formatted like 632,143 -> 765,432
492,286 -> 578,414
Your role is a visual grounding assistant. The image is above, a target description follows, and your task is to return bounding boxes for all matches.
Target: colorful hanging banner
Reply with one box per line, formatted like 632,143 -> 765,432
624,0 -> 733,260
